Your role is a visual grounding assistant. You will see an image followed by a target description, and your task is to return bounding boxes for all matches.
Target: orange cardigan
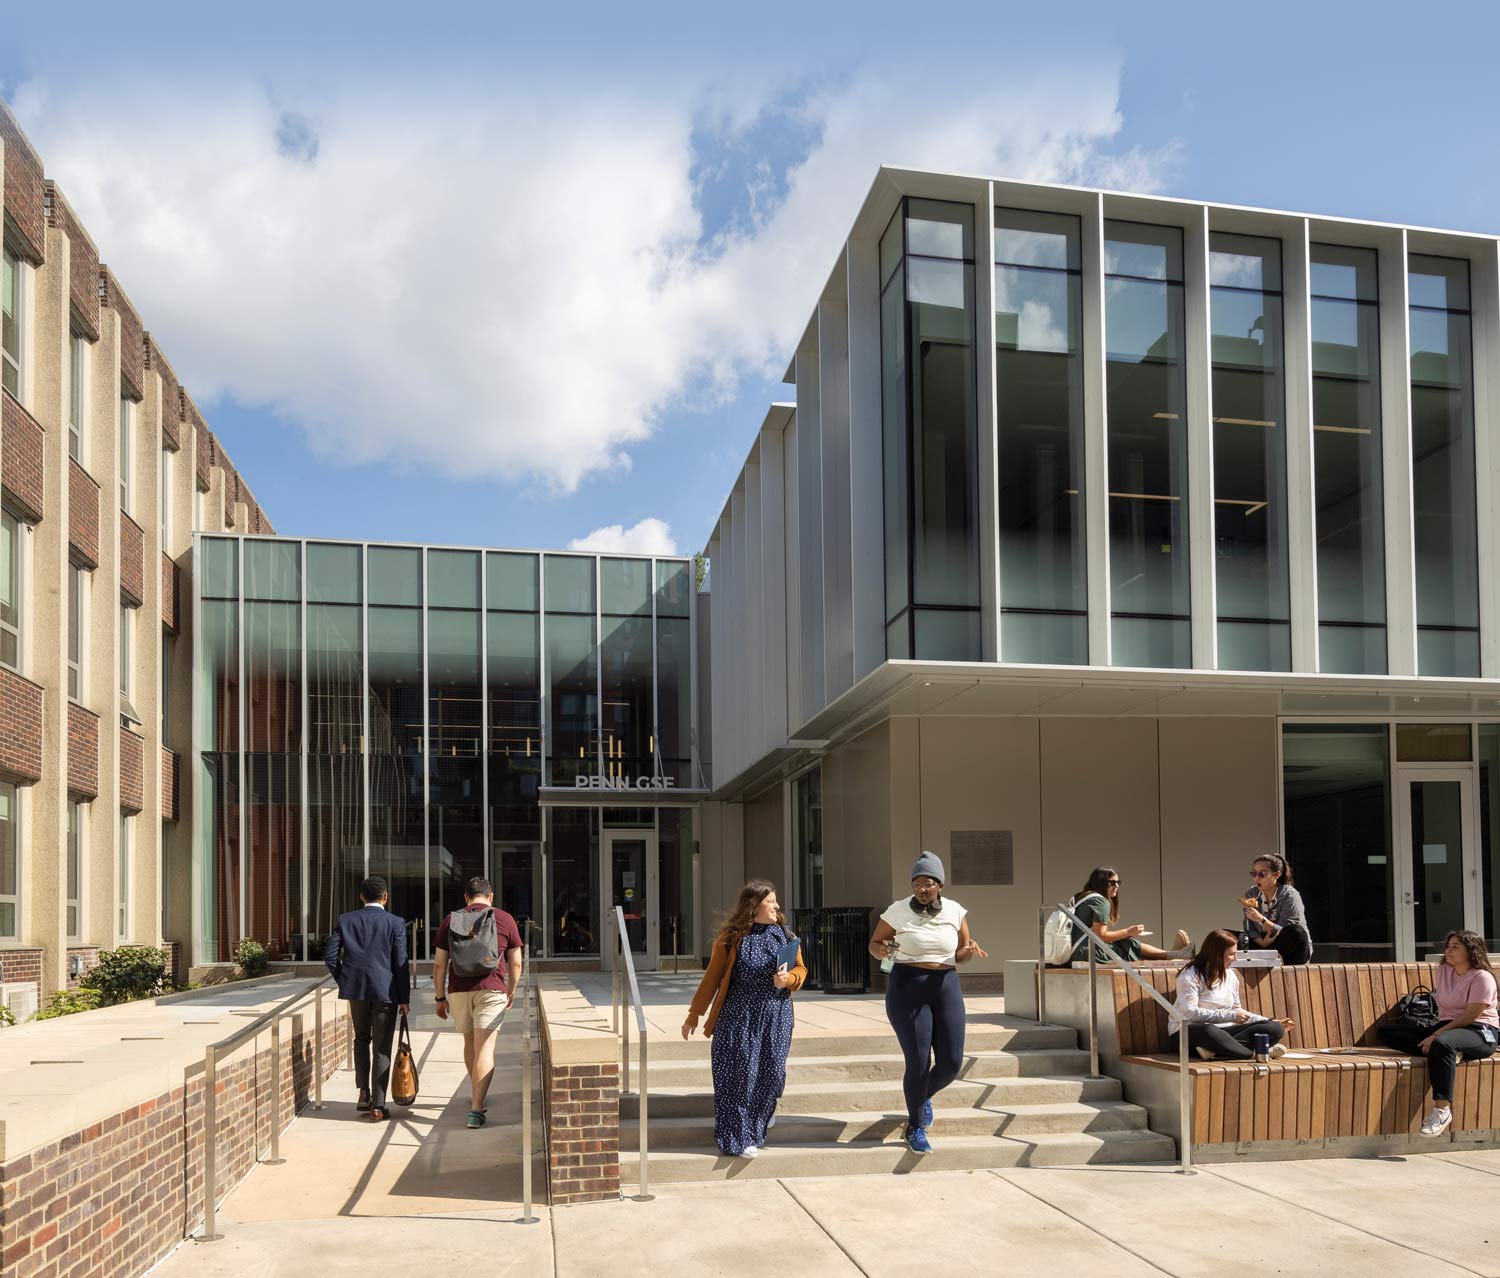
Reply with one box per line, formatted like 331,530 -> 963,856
685,930 -> 809,1037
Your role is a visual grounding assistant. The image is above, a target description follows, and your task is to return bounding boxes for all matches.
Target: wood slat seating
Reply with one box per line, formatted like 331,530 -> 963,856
1114,963 -> 1500,1145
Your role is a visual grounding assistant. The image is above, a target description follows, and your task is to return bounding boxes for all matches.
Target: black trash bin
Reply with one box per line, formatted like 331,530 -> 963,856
818,906 -> 874,994
791,908 -> 823,988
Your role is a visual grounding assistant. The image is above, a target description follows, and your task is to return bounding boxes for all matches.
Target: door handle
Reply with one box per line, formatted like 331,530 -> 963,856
1403,891 -> 1415,906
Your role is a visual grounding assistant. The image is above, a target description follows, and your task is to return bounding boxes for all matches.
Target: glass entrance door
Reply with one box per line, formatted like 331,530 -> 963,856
603,830 -> 658,971
1396,768 -> 1480,959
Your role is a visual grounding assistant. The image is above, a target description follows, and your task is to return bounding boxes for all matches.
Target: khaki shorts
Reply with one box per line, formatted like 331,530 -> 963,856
448,988 -> 507,1034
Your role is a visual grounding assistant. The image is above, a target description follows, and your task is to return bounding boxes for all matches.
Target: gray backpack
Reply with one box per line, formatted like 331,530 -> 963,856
446,906 -> 500,979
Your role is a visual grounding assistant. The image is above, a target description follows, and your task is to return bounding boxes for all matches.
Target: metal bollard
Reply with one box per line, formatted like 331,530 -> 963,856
1037,907 -> 1048,1026
266,1015 -> 286,1165
635,1030 -> 652,1201
1086,933 -> 1100,1078
520,975 -> 538,1224
313,986 -> 325,1110
197,1046 -> 223,1242
1177,1023 -> 1196,1174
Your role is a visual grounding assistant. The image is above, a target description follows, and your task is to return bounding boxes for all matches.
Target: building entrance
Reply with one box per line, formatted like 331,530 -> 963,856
1396,766 -> 1482,959
603,829 -> 658,971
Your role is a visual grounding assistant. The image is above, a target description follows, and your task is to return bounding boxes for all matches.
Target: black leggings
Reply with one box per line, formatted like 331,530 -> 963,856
885,965 -> 966,1127
1168,1018 -> 1284,1061
1379,1020 -> 1497,1103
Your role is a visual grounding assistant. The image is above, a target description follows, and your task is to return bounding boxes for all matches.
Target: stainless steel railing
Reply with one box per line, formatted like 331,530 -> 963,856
1038,900 -> 1196,1175
196,975 -> 339,1242
518,918 -> 541,1225
609,906 -> 653,1201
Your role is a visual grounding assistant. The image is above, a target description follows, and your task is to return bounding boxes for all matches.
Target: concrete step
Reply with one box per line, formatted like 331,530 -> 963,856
620,1099 -> 1151,1149
637,1021 -> 1078,1061
639,1047 -> 1093,1088
624,1072 -> 1125,1118
617,1128 -> 1178,1183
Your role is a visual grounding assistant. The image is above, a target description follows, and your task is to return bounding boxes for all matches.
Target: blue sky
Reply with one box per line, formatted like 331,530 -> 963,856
6,3 -> 1500,557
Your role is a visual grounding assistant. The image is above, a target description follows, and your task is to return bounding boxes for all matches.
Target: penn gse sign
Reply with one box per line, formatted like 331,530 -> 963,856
574,775 -> 679,792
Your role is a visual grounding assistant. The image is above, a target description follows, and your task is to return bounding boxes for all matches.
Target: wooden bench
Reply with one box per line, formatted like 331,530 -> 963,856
1112,963 -> 1500,1148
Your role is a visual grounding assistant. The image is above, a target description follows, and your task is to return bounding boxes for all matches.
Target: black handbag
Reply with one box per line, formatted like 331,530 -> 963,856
1388,984 -> 1442,1032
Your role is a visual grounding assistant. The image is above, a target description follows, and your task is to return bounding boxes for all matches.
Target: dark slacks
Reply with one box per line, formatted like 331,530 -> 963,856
884,965 -> 966,1128
1168,1018 -> 1285,1061
1378,1019 -> 1497,1103
349,999 -> 398,1108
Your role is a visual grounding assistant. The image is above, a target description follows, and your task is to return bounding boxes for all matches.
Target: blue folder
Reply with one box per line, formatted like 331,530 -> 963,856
775,937 -> 801,971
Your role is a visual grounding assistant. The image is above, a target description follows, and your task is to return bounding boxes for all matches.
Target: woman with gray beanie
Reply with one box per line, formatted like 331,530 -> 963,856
868,851 -> 987,1155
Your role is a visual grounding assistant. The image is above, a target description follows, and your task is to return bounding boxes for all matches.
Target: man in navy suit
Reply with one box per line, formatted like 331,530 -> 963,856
325,876 -> 411,1120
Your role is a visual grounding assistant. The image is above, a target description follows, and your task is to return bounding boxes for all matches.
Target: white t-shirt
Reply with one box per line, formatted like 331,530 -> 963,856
879,897 -> 968,966
1170,966 -> 1245,1031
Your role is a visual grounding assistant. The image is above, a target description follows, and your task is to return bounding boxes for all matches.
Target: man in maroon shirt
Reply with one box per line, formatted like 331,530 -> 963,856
433,877 -> 524,1128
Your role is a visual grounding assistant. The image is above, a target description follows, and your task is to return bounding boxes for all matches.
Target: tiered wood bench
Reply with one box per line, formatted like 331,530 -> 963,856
1020,961 -> 1500,1160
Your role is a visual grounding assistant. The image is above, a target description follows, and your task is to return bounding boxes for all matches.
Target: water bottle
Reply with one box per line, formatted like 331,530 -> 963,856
1252,1031 -> 1270,1062
880,939 -> 896,974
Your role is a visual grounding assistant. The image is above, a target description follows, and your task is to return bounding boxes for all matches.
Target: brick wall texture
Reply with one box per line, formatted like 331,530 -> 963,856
67,459 -> 99,569
1,392 -> 45,523
119,513 -> 145,607
144,336 -> 181,451
0,1004 -> 349,1278
542,1059 -> 620,1204
190,404 -> 210,491
0,107 -> 46,264
119,728 -> 144,813
0,948 -> 43,1009
161,553 -> 178,632
44,184 -> 100,340
99,268 -> 145,402
66,702 -> 99,799
0,670 -> 43,784
161,747 -> 178,822
63,947 -> 99,990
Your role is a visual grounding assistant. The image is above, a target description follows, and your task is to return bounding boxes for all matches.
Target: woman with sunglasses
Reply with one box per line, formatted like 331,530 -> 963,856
1069,866 -> 1193,964
1238,854 -> 1312,966
868,852 -> 987,1155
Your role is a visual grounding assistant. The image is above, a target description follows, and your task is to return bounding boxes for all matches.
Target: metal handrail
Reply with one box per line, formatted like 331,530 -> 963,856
197,975 -> 339,1242
518,919 -> 541,1225
1038,900 -> 1195,1175
610,907 -> 653,1201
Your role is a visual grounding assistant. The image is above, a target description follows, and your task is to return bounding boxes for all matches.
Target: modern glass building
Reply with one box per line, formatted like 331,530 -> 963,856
193,536 -> 702,968
707,168 -> 1500,969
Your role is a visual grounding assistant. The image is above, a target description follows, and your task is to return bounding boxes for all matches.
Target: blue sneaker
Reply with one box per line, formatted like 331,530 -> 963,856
905,1125 -> 933,1154
921,1099 -> 933,1127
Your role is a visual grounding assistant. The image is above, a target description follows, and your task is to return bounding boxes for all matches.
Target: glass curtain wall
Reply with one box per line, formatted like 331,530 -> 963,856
1210,234 -> 1289,671
1479,725 -> 1500,950
1104,222 -> 1191,667
792,767 -> 824,909
1310,245 -> 1386,673
197,537 -> 694,963
993,208 -> 1086,663
879,199 -> 981,660
1282,724 -> 1393,960
1408,256 -> 1480,676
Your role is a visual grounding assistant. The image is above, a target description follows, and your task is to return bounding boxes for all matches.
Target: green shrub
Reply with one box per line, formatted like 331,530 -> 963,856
0,1003 -> 14,1028
234,938 -> 270,978
81,945 -> 170,1003
35,987 -> 104,1019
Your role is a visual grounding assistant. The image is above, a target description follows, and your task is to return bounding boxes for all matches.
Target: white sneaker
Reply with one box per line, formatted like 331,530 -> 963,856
1268,1043 -> 1288,1060
738,1145 -> 759,1159
1421,1107 -> 1453,1138
1195,1046 -> 1216,1061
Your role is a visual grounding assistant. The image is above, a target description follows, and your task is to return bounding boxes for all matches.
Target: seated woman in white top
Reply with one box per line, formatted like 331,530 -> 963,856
1168,929 -> 1292,1061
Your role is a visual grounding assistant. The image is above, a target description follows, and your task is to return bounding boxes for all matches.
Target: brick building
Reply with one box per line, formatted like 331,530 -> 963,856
0,102 -> 269,1009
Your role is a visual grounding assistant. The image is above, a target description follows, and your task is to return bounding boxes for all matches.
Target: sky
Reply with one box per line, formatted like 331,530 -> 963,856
6,2 -> 1500,559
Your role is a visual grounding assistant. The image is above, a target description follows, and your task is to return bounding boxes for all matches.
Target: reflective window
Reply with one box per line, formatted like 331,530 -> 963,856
160,449 -> 172,551
1210,233 -> 1289,671
1105,221 -> 1190,667
119,398 -> 132,516
0,780 -> 17,940
1311,244 -> 1385,673
246,539 -> 300,602
994,208 -> 1085,663
879,198 -> 981,660
1,247 -> 19,397
1282,724 -> 1392,961
245,753 -> 298,958
1409,254 -> 1479,675
600,558 -> 650,617
68,565 -> 84,698
544,554 -> 594,613
68,335 -> 85,463
67,799 -> 82,942
119,815 -> 132,938
654,559 -> 691,619
1,508 -> 20,672
487,552 -> 538,610
793,768 -> 823,910
307,542 -> 362,605
550,808 -> 598,955
1479,726 -> 1500,950
428,549 -> 480,608
368,545 -> 421,606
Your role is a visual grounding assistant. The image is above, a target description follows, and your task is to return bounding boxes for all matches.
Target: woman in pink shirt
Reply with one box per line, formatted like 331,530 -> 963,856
1379,930 -> 1499,1137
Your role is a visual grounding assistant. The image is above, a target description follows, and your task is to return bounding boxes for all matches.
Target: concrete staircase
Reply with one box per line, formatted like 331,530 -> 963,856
618,1014 -> 1175,1182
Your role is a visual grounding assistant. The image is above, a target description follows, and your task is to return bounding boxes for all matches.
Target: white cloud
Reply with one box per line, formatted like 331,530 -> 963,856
8,62 -> 1182,493
568,518 -> 678,556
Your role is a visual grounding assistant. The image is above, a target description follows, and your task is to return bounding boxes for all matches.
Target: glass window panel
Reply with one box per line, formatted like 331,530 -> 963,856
601,614 -> 653,780
1103,277 -> 1182,363
487,552 -> 538,611
0,780 -> 17,940
879,206 -> 903,288
659,807 -> 693,953
906,198 -> 972,260
881,263 -> 909,626
244,540 -> 300,602
428,549 -> 480,608
793,769 -> 824,910
654,560 -> 690,619
1395,724 -> 1473,763
1409,256 -> 1470,311
1478,726 -> 1500,948
244,602 -> 301,753
198,600 -> 239,752
199,753 -> 238,961
656,616 -> 691,783
201,537 -> 238,599
1110,615 -> 1191,668
546,612 -> 596,785
307,542 -> 362,605
886,615 -> 911,660
544,555 -> 595,613
305,755 -> 364,960
69,337 -> 84,462
913,609 -> 982,661
995,268 -> 1078,354
1000,611 -> 1086,665
307,603 -> 362,754
68,566 -> 82,698
1,508 -> 18,671
1,247 -> 18,396
1417,629 -> 1481,679
995,209 -> 1078,269
491,754 -> 541,842
429,610 -> 481,759
368,598 -> 425,946
245,753 -> 299,959
1311,245 -> 1378,302
367,545 -> 422,606
1103,222 -> 1182,281
600,558 -> 651,617
66,800 -> 81,941
1216,619 -> 1290,672
368,608 -> 423,755
1319,625 -> 1386,677
431,758 -> 484,925
1282,724 -> 1393,961
550,808 -> 599,955
1209,232 -> 1281,290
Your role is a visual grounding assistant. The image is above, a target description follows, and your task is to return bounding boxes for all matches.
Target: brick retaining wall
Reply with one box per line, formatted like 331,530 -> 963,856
542,1058 -> 620,1204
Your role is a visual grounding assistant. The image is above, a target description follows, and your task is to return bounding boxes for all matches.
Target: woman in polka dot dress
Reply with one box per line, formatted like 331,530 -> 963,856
682,879 -> 809,1159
